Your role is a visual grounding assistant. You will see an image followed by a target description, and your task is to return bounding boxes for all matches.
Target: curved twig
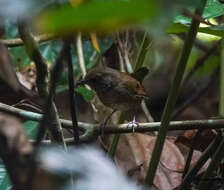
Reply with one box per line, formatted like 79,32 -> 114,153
0,33 -> 57,47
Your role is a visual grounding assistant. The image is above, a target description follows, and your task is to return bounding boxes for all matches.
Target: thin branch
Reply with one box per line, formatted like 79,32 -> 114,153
197,136 -> 224,189
18,22 -> 66,146
181,40 -> 221,87
172,67 -> 219,119
2,103 -> 224,140
182,130 -> 202,178
76,32 -> 87,77
65,42 -> 79,144
182,8 -> 215,26
76,32 -> 97,112
43,119 -> 224,144
0,33 -> 57,47
134,32 -> 151,71
35,43 -> 68,146
179,133 -> 222,190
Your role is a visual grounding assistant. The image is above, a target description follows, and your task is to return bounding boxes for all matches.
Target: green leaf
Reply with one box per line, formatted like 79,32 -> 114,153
36,0 -> 158,34
75,86 -> 94,102
24,120 -> 39,140
0,166 -> 11,190
167,23 -> 224,38
174,0 -> 224,25
204,0 -> 224,19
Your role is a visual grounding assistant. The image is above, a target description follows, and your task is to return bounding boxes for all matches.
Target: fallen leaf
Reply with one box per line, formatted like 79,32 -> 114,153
102,133 -> 185,190
176,129 -> 217,151
17,64 -> 37,91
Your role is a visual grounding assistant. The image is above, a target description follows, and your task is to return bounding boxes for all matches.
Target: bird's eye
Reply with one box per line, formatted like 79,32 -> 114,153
91,77 -> 97,82
90,75 -> 100,82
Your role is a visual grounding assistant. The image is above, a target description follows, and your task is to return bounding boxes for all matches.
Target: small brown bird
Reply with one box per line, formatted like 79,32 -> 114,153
77,66 -> 149,129
78,66 -> 148,109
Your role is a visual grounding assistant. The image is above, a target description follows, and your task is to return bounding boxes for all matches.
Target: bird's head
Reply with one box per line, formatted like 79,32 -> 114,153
76,67 -> 117,92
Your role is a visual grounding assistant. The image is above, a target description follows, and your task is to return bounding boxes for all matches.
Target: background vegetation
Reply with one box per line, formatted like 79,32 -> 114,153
0,0 -> 224,189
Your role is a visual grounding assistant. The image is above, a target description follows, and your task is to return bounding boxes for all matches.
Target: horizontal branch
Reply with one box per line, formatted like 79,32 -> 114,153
0,33 -> 57,47
0,103 -> 223,143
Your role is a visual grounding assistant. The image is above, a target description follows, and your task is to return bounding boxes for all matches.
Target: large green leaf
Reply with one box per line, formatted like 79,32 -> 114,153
36,0 -> 158,34
204,0 -> 224,19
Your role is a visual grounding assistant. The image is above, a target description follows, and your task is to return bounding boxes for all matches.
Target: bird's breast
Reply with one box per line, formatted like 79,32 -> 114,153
97,90 -> 142,111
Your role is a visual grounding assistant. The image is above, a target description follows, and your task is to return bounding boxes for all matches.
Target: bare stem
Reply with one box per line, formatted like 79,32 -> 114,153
35,43 -> 68,147
65,42 -> 79,144
1,103 -> 224,142
0,33 -> 57,47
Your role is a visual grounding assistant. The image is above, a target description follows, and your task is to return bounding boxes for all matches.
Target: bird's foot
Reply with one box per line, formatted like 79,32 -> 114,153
127,116 -> 139,133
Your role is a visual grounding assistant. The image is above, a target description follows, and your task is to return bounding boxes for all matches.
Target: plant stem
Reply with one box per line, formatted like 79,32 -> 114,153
219,40 -> 224,115
197,137 -> 224,189
0,33 -> 57,47
108,112 -> 126,159
65,42 -> 79,144
197,39 -> 224,190
172,67 -> 219,119
134,32 -> 151,71
179,133 -> 222,190
35,43 -> 68,147
144,0 -> 207,186
18,22 -> 49,98
2,103 -> 224,136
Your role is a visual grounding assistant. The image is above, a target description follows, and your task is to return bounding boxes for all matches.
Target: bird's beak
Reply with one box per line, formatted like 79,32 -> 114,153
75,79 -> 89,86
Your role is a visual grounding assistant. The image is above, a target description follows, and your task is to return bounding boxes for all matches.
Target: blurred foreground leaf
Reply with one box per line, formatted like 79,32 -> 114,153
0,113 -> 36,190
36,0 -> 158,34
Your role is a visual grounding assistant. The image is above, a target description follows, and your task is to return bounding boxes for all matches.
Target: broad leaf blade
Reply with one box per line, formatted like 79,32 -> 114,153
36,0 -> 158,34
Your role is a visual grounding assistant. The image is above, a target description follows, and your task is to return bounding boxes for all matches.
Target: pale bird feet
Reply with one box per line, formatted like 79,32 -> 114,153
127,116 -> 139,133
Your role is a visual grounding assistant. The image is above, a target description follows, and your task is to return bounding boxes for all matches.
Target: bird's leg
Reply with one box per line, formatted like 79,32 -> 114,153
101,109 -> 117,135
127,116 -> 139,133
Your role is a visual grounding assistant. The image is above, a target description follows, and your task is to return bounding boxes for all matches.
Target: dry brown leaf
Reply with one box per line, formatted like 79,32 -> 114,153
176,129 -> 217,151
17,64 -> 37,91
104,133 -> 210,190
175,141 -> 211,175
102,133 -> 186,190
